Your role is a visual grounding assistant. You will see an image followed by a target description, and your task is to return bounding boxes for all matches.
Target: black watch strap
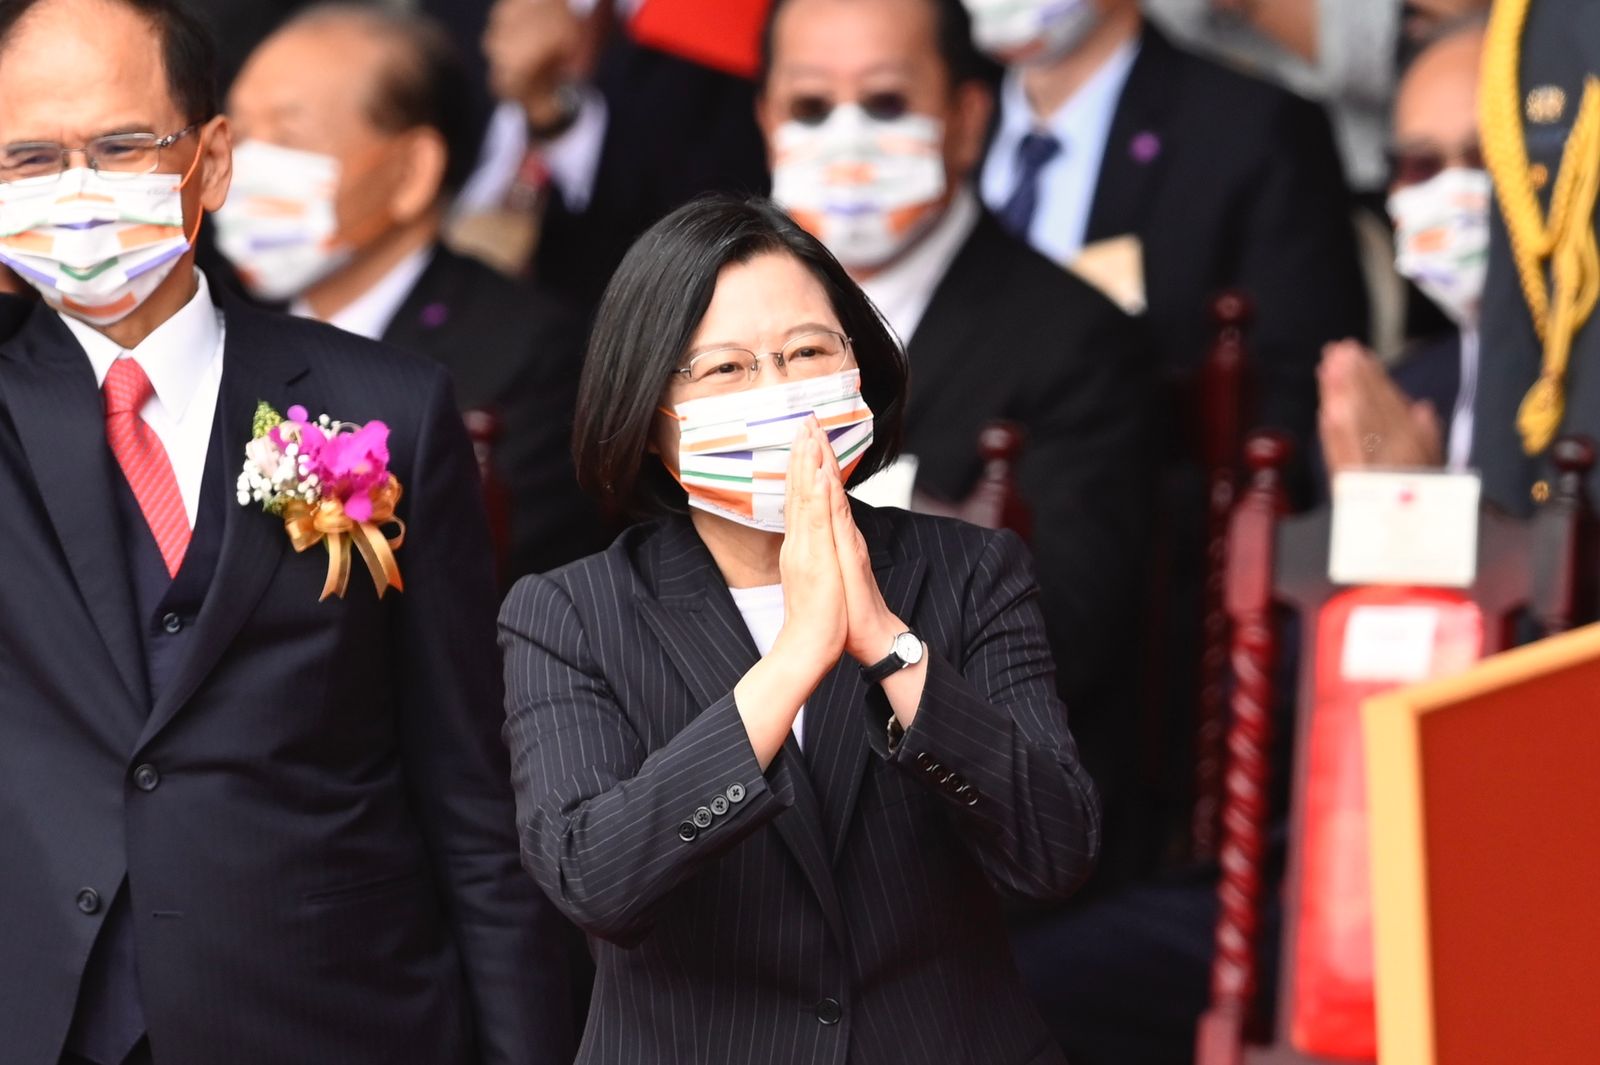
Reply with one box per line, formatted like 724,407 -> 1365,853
860,631 -> 922,686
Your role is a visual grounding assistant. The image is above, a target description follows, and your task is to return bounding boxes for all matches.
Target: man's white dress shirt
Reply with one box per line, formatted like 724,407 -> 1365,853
979,40 -> 1140,265
289,245 -> 433,342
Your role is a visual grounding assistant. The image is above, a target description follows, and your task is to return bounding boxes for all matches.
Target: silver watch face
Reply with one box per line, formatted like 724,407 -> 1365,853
891,631 -> 923,665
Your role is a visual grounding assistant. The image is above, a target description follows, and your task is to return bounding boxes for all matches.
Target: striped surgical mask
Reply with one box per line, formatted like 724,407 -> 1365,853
663,368 -> 874,533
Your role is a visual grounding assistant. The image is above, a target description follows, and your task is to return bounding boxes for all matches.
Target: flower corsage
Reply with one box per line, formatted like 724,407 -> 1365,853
237,402 -> 406,601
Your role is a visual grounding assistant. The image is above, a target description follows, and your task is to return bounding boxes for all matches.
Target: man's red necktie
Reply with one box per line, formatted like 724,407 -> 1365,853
103,358 -> 190,578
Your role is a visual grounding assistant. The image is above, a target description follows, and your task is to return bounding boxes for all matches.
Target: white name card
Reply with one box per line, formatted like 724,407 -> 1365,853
1340,604 -> 1442,683
1329,469 -> 1481,588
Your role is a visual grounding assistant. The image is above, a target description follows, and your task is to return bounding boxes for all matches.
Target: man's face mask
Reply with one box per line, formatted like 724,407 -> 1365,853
771,102 -> 946,271
0,134 -> 206,326
214,139 -> 350,302
663,368 -> 875,534
1388,167 -> 1491,327
961,0 -> 1102,65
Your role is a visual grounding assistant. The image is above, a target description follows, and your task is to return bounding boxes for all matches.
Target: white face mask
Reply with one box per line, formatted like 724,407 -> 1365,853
961,0 -> 1102,65
665,368 -> 875,533
0,165 -> 196,326
215,140 -> 349,302
771,103 -> 946,271
1388,167 -> 1491,327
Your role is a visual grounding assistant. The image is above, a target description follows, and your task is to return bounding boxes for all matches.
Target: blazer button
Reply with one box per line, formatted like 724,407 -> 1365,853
815,997 -> 842,1026
133,764 -> 160,792
161,612 -> 183,635
726,783 -> 746,804
914,751 -> 933,770
76,888 -> 101,915
963,788 -> 980,807
692,806 -> 714,829
710,795 -> 730,816
677,820 -> 699,842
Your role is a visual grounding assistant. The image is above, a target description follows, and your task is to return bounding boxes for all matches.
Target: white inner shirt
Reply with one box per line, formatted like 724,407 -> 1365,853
729,583 -> 805,749
64,269 -> 225,528
980,39 -> 1141,265
1448,327 -> 1479,471
290,245 -> 433,341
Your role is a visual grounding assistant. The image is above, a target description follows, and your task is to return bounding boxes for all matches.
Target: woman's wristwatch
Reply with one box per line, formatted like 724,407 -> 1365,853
861,631 -> 924,686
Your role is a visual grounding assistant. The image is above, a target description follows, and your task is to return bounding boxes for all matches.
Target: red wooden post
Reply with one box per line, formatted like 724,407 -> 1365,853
1195,431 -> 1290,1065
463,407 -> 511,580
1191,291 -> 1255,861
975,421 -> 1031,543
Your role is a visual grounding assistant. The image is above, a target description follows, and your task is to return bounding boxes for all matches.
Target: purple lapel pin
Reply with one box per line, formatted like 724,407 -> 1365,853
1129,131 -> 1161,165
420,301 -> 450,328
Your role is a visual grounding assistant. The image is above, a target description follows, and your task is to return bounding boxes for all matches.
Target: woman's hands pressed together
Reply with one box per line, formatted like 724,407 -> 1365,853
734,419 -> 925,768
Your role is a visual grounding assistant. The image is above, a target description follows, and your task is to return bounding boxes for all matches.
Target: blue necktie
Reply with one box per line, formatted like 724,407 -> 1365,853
998,131 -> 1062,241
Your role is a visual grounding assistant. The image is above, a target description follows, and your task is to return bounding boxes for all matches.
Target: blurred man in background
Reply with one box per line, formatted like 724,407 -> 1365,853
221,3 -> 606,582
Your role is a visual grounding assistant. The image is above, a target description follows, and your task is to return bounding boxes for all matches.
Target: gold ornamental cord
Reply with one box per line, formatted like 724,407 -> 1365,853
1481,0 -> 1600,454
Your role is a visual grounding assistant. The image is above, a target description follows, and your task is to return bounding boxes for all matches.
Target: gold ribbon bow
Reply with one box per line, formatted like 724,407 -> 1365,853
1481,0 -> 1600,455
283,475 -> 407,601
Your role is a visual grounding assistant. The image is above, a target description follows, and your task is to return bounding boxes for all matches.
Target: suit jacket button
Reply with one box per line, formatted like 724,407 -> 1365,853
726,783 -> 746,804
133,764 -> 160,792
963,787 -> 980,807
692,806 -> 714,829
710,795 -> 730,816
914,751 -> 933,770
815,997 -> 842,1025
678,821 -> 698,842
76,888 -> 101,915
161,612 -> 183,635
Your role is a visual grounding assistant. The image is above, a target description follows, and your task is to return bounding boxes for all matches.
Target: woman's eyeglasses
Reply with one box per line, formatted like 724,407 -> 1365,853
671,330 -> 853,395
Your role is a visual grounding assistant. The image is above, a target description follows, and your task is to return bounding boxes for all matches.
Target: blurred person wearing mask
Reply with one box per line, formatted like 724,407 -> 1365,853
758,0 -> 1155,886
0,1 -> 575,1063
221,2 -> 605,582
1320,19 -> 1491,475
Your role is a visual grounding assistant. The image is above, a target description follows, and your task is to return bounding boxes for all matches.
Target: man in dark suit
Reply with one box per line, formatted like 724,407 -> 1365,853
219,3 -> 605,582
973,0 -> 1368,465
0,1 -> 573,1062
756,0 -> 1154,882
1476,0 -> 1600,515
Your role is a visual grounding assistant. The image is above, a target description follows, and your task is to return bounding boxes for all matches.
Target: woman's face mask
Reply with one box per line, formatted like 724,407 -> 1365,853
214,139 -> 350,302
1388,167 -> 1491,327
771,103 -> 946,271
662,368 -> 875,533
0,136 -> 206,326
960,0 -> 1102,65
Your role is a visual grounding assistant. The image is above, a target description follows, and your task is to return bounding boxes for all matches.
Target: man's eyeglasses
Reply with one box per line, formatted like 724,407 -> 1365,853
0,123 -> 200,184
671,330 -> 853,395
1387,142 -> 1484,190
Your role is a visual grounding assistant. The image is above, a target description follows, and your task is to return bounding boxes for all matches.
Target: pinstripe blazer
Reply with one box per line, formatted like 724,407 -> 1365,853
501,502 -> 1101,1064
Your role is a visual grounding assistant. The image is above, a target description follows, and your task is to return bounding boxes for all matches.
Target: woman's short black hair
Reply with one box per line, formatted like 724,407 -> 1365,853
574,195 -> 909,518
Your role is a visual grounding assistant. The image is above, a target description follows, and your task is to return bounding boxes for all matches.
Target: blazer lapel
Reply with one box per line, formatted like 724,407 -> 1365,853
1083,24 -> 1177,245
140,301 -> 308,745
906,215 -> 1004,432
805,503 -> 928,862
634,519 -> 849,947
0,304 -> 147,718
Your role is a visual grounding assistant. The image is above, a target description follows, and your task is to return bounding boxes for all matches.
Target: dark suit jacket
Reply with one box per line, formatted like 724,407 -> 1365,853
500,505 -> 1099,1065
903,208 -> 1153,877
1476,0 -> 1600,513
0,290 -> 573,1065
535,37 -> 770,313
382,246 -> 607,581
1083,24 -> 1369,476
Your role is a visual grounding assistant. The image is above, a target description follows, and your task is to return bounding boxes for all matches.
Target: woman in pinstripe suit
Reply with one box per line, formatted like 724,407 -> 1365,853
501,196 -> 1101,1064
